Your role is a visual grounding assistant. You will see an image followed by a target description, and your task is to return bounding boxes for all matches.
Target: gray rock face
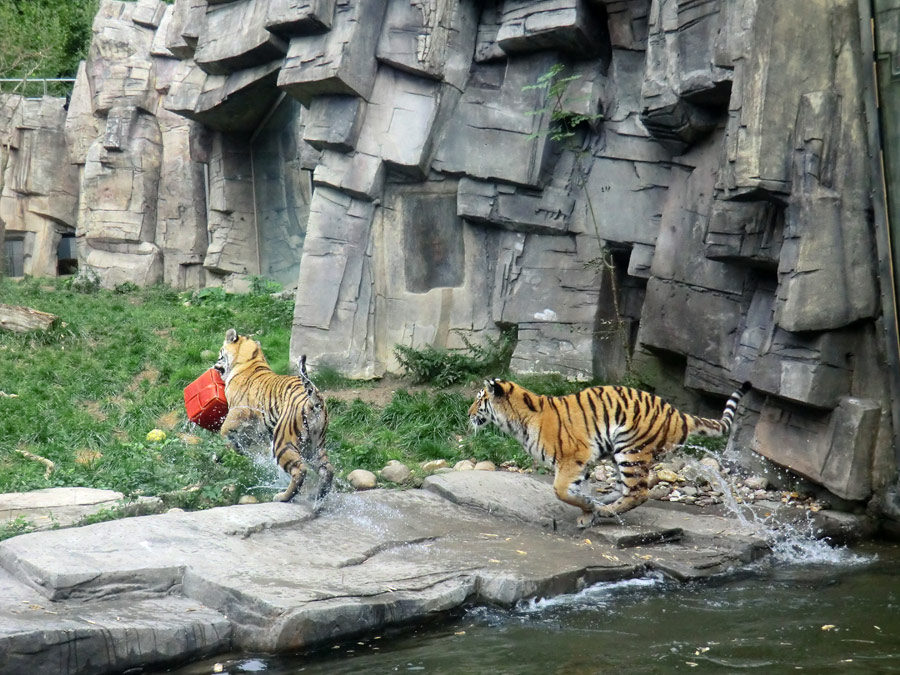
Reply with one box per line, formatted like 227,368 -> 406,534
0,473 -> 784,674
0,96 -> 78,278
0,0 -> 895,511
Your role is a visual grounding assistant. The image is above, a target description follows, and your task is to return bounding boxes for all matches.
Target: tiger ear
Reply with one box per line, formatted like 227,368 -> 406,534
225,328 -> 238,343
488,379 -> 505,397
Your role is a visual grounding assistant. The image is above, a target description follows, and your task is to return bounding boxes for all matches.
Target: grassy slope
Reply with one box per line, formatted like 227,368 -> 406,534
0,277 -> 546,509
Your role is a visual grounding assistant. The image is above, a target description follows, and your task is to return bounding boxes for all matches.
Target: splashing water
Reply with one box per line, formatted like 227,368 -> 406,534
681,455 -> 870,567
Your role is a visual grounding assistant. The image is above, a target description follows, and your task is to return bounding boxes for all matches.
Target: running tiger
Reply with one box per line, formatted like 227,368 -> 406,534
214,329 -> 333,503
469,379 -> 750,526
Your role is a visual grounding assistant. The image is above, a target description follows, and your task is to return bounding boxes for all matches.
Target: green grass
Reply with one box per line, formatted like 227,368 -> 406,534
326,391 -> 530,476
0,277 -> 601,511
0,276 -> 293,505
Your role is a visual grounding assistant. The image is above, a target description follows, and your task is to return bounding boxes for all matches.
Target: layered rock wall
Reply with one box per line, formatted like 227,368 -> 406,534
1,0 -> 897,509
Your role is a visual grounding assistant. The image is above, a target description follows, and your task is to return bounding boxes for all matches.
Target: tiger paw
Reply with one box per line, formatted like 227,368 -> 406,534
576,512 -> 595,528
592,505 -> 617,519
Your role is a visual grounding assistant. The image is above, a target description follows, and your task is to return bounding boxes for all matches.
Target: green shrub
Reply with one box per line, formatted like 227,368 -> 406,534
394,328 -> 516,387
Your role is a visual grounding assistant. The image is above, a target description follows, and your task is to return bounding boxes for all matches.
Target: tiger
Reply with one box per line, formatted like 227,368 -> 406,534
214,328 -> 333,504
468,379 -> 750,527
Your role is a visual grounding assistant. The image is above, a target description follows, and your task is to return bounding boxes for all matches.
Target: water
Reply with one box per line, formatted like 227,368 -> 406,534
167,542 -> 900,675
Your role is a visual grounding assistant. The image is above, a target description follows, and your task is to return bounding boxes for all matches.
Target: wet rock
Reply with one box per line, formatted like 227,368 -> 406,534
656,469 -> 684,484
380,460 -> 411,484
347,469 -> 377,490
648,484 -> 670,501
699,457 -> 721,472
743,475 -> 770,491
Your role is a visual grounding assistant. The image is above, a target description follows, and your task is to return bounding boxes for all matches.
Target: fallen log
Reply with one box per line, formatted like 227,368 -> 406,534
0,303 -> 57,333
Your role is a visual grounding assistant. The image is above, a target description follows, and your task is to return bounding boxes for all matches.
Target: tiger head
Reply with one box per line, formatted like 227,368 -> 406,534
468,379 -> 509,430
214,328 -> 267,383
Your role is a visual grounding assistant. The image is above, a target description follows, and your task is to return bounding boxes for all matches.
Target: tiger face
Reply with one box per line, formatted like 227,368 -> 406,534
468,379 -> 505,429
214,328 -> 264,382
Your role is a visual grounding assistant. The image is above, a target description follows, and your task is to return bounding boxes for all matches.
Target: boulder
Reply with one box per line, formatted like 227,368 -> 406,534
347,469 -> 377,490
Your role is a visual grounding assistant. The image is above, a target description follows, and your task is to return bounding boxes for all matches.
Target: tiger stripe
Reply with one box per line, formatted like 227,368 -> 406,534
469,378 -> 750,526
215,329 -> 333,504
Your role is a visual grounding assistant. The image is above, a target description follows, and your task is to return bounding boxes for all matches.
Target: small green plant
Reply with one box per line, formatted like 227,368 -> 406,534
683,434 -> 728,457
114,281 -> 139,294
190,286 -> 227,305
66,266 -> 102,293
523,63 -> 604,142
248,275 -> 283,296
0,516 -> 36,542
394,329 -> 516,387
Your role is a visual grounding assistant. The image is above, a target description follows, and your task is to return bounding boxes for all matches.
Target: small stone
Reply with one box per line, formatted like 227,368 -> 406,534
474,461 -> 496,472
348,469 -> 377,490
681,486 -> 699,497
380,462 -> 411,484
648,484 -> 671,500
238,495 -> 259,505
592,465 -> 608,482
166,507 -> 185,514
743,475 -> 769,490
454,460 -> 475,471
656,469 -> 684,483
656,458 -> 685,473
421,459 -> 449,472
699,457 -> 720,472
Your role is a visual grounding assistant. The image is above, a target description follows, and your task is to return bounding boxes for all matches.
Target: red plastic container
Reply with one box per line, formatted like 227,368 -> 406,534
184,369 -> 229,431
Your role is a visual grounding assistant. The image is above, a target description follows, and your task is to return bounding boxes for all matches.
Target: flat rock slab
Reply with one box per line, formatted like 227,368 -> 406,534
0,487 -> 124,530
0,473 -> 776,675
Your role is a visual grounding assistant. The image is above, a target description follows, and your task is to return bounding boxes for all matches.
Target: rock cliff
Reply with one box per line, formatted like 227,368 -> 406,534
0,0 -> 896,510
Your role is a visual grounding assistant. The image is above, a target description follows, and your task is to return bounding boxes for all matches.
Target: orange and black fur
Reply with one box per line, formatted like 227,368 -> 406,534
214,329 -> 333,503
469,379 -> 750,526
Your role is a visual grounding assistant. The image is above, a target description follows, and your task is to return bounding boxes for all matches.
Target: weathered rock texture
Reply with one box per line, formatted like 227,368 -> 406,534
0,0 -> 896,510
0,473 -> 781,674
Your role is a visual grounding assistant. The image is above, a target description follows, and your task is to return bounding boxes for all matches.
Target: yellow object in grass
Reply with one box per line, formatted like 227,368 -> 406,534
146,429 -> 167,443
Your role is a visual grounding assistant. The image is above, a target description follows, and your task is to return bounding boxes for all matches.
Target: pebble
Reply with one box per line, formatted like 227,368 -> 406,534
648,484 -> 671,500
656,469 -> 684,483
474,460 -> 496,472
681,486 -> 699,497
743,475 -> 769,491
348,469 -> 377,490
699,457 -> 721,472
380,461 -> 411,484
421,459 -> 448,473
454,460 -> 475,471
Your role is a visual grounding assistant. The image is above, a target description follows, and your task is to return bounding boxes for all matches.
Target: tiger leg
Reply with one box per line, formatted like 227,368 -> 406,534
219,407 -> 261,454
592,449 -> 653,517
552,461 -> 603,528
313,452 -> 334,502
272,418 -> 307,502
